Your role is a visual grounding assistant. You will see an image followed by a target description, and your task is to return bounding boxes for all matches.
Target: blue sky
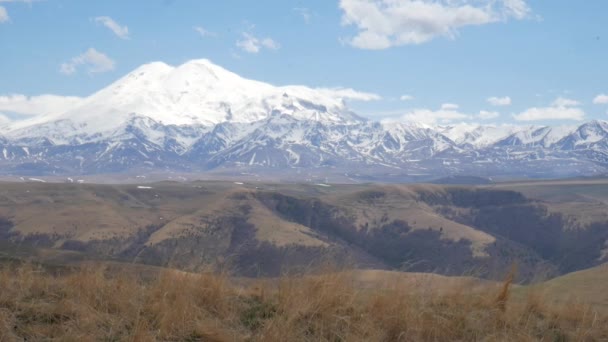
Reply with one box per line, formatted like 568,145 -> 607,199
1,0 -> 608,125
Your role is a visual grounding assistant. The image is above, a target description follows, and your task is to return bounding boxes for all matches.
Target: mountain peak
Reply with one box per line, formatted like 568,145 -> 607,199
135,61 -> 173,72
181,58 -> 221,69
132,59 -> 225,74
177,58 -> 237,77
167,58 -> 250,90
124,61 -> 174,82
5,58 -> 367,141
582,119 -> 608,128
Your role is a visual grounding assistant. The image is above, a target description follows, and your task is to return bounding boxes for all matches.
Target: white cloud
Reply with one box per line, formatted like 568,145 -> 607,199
236,32 -> 280,54
294,7 -> 312,23
593,94 -> 608,105
502,0 -> 532,19
0,6 -> 8,23
194,26 -> 217,38
513,97 -> 585,121
339,0 -> 531,49
401,108 -> 470,124
320,88 -> 381,101
60,48 -> 115,75
391,103 -> 489,124
400,94 -> 414,101
477,110 -> 500,120
386,103 -> 504,124
0,0 -> 40,24
552,97 -> 579,107
441,103 -> 459,110
0,113 -> 11,126
487,96 -> 512,106
0,94 -> 83,116
94,16 -> 129,39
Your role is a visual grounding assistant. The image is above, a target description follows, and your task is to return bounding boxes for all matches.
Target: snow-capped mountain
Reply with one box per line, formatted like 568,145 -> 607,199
7,59 -> 366,143
1,59 -> 608,180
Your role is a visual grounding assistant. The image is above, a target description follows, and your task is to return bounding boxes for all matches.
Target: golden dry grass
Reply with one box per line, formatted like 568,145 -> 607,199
1,263 -> 607,341
540,263 -> 608,311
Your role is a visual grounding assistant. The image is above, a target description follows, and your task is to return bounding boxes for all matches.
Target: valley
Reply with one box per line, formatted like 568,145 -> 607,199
1,178 -> 607,281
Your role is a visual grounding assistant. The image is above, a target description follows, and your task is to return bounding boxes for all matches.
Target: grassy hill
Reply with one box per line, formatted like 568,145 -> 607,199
1,180 -> 608,279
538,263 -> 608,310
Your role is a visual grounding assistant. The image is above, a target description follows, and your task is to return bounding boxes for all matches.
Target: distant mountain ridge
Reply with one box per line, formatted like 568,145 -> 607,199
0,59 -> 607,179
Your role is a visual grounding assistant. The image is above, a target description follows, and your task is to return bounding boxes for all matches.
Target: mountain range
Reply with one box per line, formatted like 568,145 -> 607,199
1,59 -> 608,180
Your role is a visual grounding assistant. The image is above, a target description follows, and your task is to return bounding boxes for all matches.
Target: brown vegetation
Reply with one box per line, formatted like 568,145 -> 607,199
0,263 -> 606,341
3,181 -> 608,279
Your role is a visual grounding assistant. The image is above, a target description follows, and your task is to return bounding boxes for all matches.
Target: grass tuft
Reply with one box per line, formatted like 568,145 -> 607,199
0,262 -> 606,341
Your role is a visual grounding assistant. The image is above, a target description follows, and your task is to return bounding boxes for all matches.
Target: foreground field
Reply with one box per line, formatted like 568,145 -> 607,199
1,263 -> 607,341
540,263 -> 608,311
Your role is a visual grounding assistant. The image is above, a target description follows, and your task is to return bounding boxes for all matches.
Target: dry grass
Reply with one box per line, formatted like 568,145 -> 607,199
0,263 -> 607,341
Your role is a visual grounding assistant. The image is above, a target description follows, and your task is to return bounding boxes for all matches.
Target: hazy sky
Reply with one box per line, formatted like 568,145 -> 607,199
1,0 -> 608,125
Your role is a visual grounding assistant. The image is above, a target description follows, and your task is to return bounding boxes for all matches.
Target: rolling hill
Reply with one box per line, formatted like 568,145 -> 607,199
1,179 -> 608,279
